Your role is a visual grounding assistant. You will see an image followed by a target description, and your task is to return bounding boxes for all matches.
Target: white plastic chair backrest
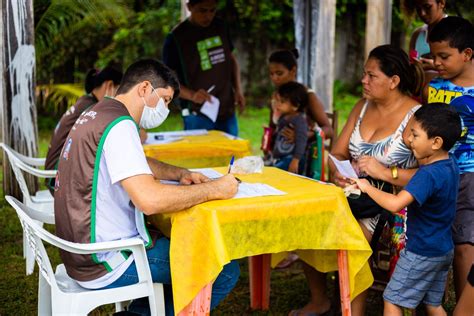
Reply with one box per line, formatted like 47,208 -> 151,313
1,144 -> 34,203
0,142 -> 45,167
5,196 -> 60,290
0,143 -> 56,204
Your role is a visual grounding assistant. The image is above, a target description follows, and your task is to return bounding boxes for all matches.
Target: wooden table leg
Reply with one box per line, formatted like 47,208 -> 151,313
177,282 -> 212,315
337,250 -> 352,316
248,254 -> 271,310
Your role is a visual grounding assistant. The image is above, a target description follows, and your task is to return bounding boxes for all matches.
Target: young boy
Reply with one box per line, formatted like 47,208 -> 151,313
427,16 -> 474,301
353,104 -> 461,316
425,16 -> 474,104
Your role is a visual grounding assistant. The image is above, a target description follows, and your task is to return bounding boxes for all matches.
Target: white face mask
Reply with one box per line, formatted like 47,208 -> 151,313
140,88 -> 170,129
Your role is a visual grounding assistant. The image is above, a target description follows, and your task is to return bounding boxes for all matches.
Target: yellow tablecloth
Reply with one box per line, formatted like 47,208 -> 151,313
149,167 -> 373,313
143,130 -> 252,168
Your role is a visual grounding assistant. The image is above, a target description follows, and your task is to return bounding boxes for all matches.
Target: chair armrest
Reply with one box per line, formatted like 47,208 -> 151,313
18,155 -> 46,167
17,161 -> 56,178
6,195 -> 152,283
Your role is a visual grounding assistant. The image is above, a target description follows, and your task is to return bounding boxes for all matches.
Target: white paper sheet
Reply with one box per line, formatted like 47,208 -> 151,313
328,153 -> 359,179
160,168 -> 286,200
200,95 -> 220,122
145,130 -> 208,144
232,183 -> 286,199
190,168 -> 223,179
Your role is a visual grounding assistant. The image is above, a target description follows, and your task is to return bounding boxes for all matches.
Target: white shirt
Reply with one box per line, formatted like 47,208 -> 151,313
78,119 -> 152,289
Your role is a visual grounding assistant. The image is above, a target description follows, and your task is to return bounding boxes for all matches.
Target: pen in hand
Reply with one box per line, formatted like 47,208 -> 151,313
207,85 -> 215,94
227,156 -> 241,183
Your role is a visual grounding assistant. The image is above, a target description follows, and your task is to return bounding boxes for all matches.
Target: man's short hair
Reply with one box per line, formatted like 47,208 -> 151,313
428,16 -> 474,58
116,59 -> 180,98
414,103 -> 461,151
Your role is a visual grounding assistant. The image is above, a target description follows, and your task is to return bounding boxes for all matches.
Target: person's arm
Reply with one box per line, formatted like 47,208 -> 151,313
121,173 -> 239,215
178,86 -> 211,104
288,116 -> 308,173
230,53 -> 245,113
354,178 -> 414,213
146,157 -> 210,184
356,156 -> 417,186
409,27 -> 435,71
307,92 -> 333,139
329,99 -> 365,187
163,33 -> 211,105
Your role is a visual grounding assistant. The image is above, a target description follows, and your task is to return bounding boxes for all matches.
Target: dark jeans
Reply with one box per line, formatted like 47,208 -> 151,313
102,237 -> 240,315
183,113 -> 239,137
274,154 -> 306,174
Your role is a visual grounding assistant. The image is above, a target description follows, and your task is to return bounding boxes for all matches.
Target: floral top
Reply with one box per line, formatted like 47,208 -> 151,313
349,101 -> 420,169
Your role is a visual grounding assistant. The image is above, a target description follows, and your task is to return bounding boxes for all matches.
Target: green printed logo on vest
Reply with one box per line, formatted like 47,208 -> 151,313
428,86 -> 463,104
197,36 -> 224,71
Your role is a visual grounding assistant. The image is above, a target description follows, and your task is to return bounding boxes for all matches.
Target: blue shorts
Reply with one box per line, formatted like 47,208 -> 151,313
383,249 -> 453,309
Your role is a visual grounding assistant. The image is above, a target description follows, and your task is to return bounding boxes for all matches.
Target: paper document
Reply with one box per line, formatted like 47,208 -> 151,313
233,183 -> 286,199
328,153 -> 358,179
145,130 -> 208,144
160,168 -> 286,199
200,96 -> 220,122
190,168 -> 223,179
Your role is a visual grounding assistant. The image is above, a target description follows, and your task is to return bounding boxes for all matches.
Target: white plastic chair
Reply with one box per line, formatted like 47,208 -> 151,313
0,143 -> 56,274
6,196 -> 166,316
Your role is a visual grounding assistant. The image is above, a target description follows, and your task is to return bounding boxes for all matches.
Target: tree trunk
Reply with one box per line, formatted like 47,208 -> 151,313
1,0 -> 38,198
365,0 -> 392,59
294,0 -> 336,112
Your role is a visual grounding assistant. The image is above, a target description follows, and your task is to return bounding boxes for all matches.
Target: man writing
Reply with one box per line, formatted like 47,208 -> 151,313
54,59 -> 240,315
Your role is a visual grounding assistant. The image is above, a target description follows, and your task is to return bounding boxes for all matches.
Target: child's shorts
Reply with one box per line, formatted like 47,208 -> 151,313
383,249 -> 453,309
453,172 -> 474,245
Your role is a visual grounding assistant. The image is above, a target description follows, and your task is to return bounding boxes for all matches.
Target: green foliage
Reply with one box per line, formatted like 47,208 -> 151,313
226,0 -> 294,107
232,0 -> 294,45
97,3 -> 181,69
34,0 -> 130,83
36,83 -> 83,115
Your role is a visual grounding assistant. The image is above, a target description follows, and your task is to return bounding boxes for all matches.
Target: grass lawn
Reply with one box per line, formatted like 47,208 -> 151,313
0,93 -> 457,315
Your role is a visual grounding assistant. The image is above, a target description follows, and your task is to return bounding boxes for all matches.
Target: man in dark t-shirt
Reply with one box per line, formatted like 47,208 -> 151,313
162,0 -> 245,136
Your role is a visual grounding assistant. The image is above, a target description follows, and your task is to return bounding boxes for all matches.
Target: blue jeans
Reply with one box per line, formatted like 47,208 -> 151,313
102,237 -> 240,315
274,154 -> 306,174
183,113 -> 239,137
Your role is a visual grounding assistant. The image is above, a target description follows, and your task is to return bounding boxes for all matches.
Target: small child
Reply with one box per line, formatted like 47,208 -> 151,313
427,16 -> 474,300
425,16 -> 474,104
353,104 -> 461,315
271,81 -> 308,174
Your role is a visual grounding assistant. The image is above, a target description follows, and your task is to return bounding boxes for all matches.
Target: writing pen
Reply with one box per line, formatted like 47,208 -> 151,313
207,85 -> 216,94
227,156 -> 241,183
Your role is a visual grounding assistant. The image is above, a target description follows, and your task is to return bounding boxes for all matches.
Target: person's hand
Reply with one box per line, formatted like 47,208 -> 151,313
281,125 -> 296,144
351,178 -> 371,193
212,174 -> 239,199
191,89 -> 212,104
356,155 -> 386,179
179,171 -> 210,185
235,91 -> 246,114
419,57 -> 435,70
332,170 -> 352,188
288,159 -> 299,174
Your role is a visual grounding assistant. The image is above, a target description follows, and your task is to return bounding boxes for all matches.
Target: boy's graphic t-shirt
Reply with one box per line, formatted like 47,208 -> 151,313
428,78 -> 474,104
450,95 -> 474,174
404,158 -> 459,257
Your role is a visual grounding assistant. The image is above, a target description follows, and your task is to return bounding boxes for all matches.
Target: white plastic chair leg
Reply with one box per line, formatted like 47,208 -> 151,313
153,283 -> 166,315
38,273 -> 52,316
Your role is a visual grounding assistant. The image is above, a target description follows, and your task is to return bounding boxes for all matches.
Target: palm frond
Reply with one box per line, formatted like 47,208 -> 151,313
36,83 -> 84,114
35,0 -> 130,56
